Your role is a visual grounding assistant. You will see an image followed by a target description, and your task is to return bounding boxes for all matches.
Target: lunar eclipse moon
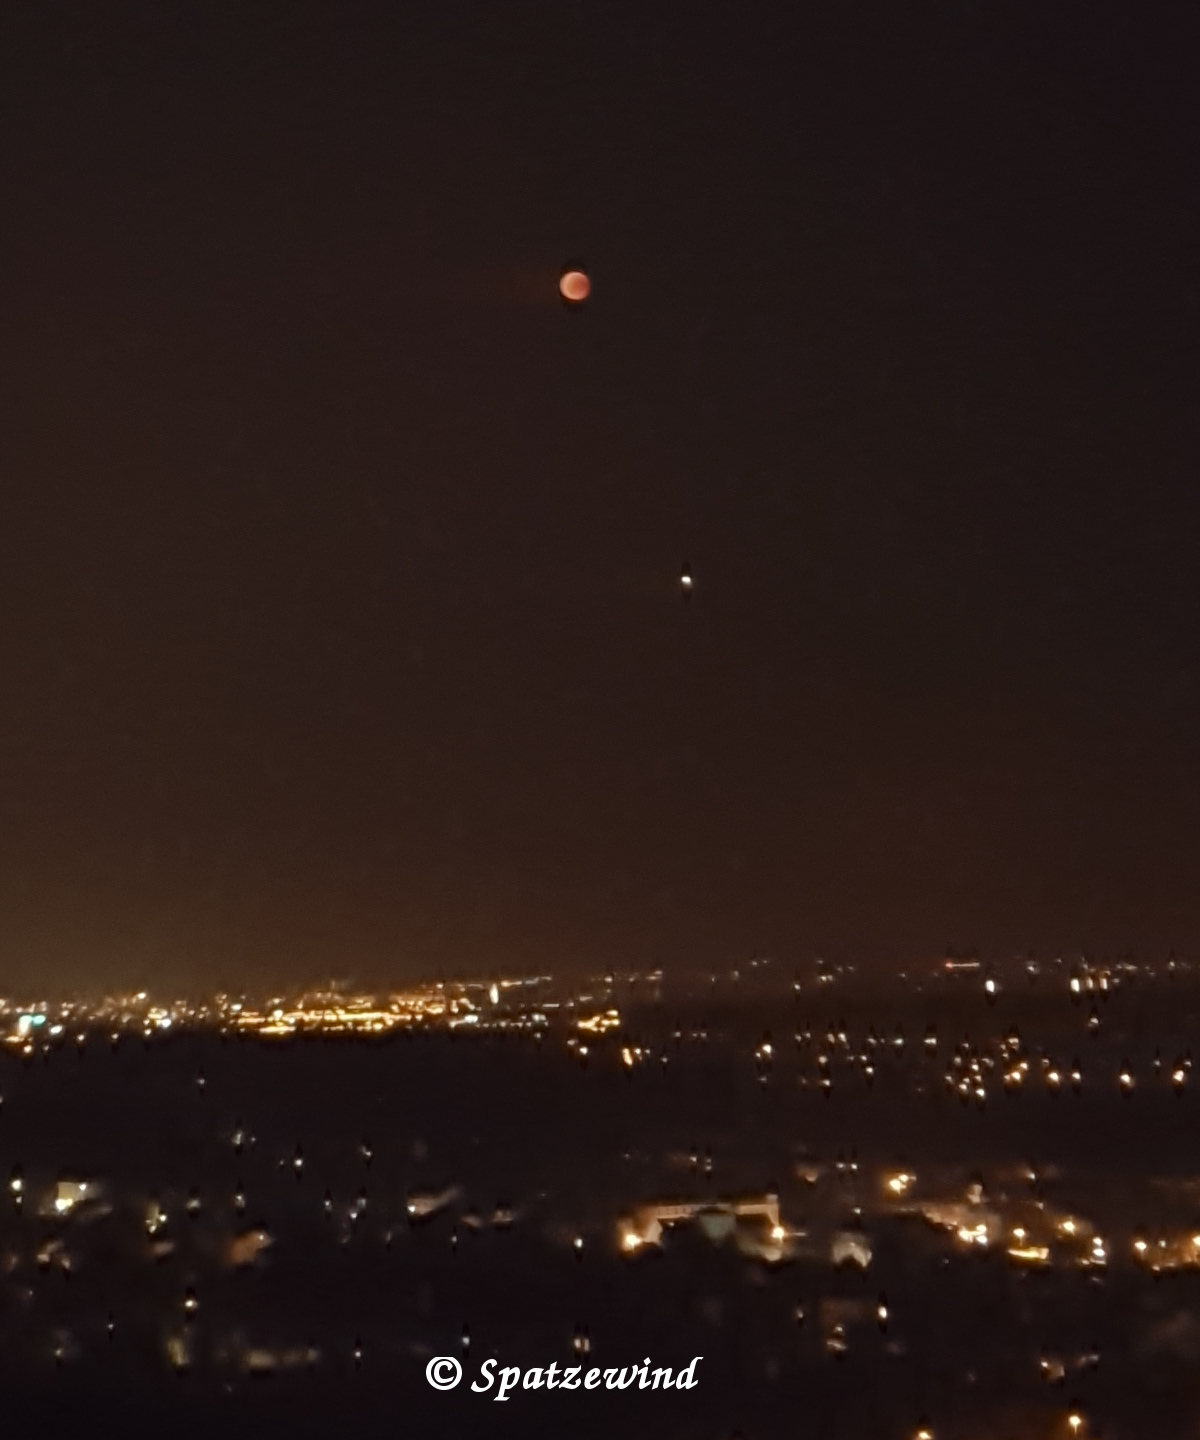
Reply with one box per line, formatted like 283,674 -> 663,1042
559,267 -> 591,305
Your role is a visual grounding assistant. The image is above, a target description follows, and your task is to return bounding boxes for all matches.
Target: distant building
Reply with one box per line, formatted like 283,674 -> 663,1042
830,1230 -> 872,1268
618,1192 -> 795,1263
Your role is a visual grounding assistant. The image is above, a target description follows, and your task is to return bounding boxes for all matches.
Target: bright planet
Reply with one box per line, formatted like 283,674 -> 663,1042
559,269 -> 590,303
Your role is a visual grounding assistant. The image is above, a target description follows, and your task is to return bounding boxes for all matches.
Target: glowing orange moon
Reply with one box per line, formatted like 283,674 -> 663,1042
559,270 -> 590,303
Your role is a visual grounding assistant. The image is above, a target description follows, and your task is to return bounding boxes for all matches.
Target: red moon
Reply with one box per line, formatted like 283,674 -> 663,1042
559,270 -> 590,303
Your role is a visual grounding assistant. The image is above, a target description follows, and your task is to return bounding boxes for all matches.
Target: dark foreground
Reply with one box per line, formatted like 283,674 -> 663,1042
5,976 -> 1200,1439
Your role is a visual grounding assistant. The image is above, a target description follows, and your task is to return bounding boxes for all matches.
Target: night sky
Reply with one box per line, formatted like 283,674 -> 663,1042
2,2 -> 1198,992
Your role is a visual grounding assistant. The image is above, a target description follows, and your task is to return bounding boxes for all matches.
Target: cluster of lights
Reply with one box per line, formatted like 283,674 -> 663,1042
1131,1232 -> 1200,1273
0,974 -> 638,1050
576,1010 -> 621,1036
229,988 -> 485,1038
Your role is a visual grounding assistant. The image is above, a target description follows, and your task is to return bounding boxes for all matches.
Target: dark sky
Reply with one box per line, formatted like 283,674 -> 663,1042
1,2 -> 1199,992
